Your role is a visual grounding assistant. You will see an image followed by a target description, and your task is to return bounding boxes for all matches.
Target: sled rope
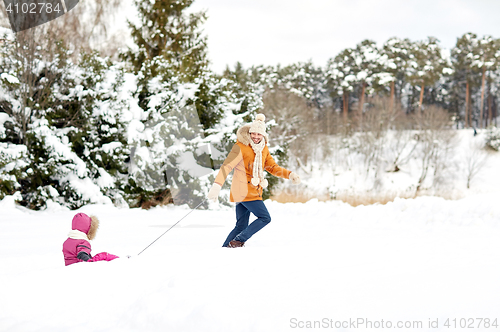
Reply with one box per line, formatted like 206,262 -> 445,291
137,199 -> 206,256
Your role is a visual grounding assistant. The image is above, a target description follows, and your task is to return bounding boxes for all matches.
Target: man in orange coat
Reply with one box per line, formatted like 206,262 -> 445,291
207,114 -> 301,248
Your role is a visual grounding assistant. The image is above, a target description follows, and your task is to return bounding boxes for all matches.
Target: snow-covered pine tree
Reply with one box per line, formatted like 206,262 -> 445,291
0,28 -> 88,209
378,38 -> 413,106
349,40 -> 382,127
0,27 -> 130,209
124,0 -> 262,208
325,45 -> 360,127
450,33 -> 483,128
0,141 -> 27,200
125,0 -> 207,80
406,37 -> 449,111
60,53 -> 130,208
470,36 -> 499,128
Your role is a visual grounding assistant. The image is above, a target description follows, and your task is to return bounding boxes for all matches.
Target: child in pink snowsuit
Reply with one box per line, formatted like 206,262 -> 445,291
62,213 -> 118,266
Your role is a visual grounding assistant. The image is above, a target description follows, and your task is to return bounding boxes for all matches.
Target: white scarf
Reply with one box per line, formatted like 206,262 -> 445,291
68,229 -> 89,241
249,139 -> 268,188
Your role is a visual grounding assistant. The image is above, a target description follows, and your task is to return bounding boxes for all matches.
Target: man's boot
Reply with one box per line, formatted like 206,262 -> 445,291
228,240 -> 245,248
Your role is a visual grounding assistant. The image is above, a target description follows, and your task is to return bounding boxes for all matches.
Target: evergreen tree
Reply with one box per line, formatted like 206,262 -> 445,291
325,48 -> 356,123
223,62 -> 249,92
470,35 -> 499,128
379,38 -> 413,107
450,33 -> 483,127
126,0 -> 208,80
325,41 -> 382,127
275,61 -> 327,109
0,26 -> 129,209
123,0 -> 208,207
0,142 -> 26,200
0,28 -> 87,209
123,0 -> 265,208
406,37 -> 449,111
350,40 -> 382,125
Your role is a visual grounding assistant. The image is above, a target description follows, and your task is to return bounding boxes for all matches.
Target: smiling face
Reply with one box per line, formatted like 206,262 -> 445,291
250,132 -> 263,144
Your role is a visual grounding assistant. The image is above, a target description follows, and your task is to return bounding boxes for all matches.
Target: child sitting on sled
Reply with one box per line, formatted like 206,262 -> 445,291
62,212 -> 119,266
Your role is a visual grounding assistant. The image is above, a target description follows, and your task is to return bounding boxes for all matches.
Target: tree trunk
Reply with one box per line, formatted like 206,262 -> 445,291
488,94 -> 492,127
479,66 -> 486,128
390,80 -> 395,111
495,97 -> 498,126
326,107 -> 330,135
418,83 -> 425,111
488,76 -> 492,127
343,91 -> 349,123
465,81 -> 469,128
469,84 -> 473,127
359,82 -> 366,129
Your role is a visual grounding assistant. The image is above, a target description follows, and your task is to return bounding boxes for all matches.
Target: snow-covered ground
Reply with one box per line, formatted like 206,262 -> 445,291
1,189 -> 500,331
1,129 -> 500,331
278,129 -> 500,204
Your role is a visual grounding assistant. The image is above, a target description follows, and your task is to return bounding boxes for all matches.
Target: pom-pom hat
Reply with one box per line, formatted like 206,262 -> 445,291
247,114 -> 269,189
249,114 -> 267,136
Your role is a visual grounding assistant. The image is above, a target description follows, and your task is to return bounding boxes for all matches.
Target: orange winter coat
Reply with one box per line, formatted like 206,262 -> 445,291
214,124 -> 291,202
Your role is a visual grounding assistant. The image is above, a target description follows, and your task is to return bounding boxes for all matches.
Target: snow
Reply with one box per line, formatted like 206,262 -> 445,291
0,142 -> 26,162
176,151 -> 213,178
2,116 -> 500,331
1,174 -> 500,331
279,129 -> 500,203
0,73 -> 19,84
373,72 -> 394,85
101,142 -> 123,154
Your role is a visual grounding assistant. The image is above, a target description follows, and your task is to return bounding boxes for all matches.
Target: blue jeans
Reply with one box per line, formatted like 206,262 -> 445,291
222,200 -> 271,247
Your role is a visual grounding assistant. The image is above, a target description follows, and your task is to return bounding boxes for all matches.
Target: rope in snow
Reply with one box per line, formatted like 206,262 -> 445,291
137,198 -> 207,256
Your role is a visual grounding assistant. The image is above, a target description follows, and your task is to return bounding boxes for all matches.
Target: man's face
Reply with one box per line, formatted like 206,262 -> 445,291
250,132 -> 263,144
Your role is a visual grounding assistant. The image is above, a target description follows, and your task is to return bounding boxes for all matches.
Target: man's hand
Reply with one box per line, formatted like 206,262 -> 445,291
207,183 -> 222,203
289,172 -> 301,185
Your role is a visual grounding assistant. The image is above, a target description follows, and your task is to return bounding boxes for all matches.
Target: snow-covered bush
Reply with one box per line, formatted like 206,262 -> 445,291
0,31 -> 129,209
0,143 -> 27,200
485,126 -> 500,151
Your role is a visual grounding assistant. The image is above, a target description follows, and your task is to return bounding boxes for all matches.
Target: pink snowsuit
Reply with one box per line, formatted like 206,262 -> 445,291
62,213 -> 118,266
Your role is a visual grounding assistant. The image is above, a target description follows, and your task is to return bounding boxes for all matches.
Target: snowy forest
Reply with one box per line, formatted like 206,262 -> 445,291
1,0 -> 500,210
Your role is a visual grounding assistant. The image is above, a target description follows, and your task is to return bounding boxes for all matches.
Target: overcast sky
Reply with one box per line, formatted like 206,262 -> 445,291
182,0 -> 500,73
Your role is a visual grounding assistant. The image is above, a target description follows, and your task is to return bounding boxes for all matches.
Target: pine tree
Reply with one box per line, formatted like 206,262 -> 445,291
0,142 -> 26,200
126,0 -> 207,80
123,0 -> 265,208
275,61 -> 327,109
406,37 -> 449,111
0,28 -> 86,209
326,48 -> 356,125
0,25 -> 130,209
451,33 -> 482,127
470,36 -> 499,128
223,62 -> 249,92
325,41 -> 382,128
379,37 -> 413,108
350,40 -> 381,126
123,0 -> 208,207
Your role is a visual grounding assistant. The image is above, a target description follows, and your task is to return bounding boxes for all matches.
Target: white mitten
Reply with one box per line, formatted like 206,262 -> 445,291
289,172 -> 301,185
207,183 -> 222,203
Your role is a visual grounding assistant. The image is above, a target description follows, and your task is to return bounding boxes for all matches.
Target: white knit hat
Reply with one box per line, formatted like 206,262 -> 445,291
249,114 -> 266,136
